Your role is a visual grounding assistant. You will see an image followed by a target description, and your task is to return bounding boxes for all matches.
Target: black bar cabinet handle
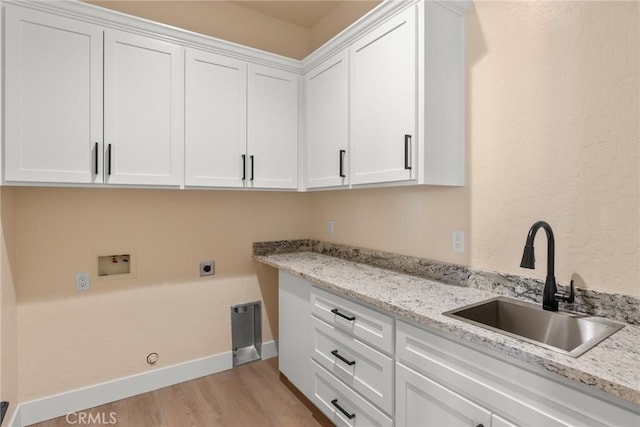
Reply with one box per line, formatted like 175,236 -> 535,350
250,155 -> 254,181
404,134 -> 412,170
94,142 -> 99,174
339,149 -> 346,178
331,399 -> 356,420
331,350 -> 356,366
242,154 -> 246,180
331,308 -> 355,321
107,144 -> 112,175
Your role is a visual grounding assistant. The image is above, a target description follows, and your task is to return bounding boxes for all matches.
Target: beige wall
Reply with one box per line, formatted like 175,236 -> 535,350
16,188 -> 310,401
7,0 -> 639,406
87,0 -> 380,60
0,188 -> 18,423
310,1 -> 639,297
88,0 -> 311,59
309,1 -> 381,52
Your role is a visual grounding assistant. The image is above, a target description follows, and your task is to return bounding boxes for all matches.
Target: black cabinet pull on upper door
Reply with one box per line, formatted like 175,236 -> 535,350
404,134 -> 412,170
250,155 -> 254,181
339,149 -> 346,178
94,142 -> 99,175
242,154 -> 246,180
107,144 -> 112,175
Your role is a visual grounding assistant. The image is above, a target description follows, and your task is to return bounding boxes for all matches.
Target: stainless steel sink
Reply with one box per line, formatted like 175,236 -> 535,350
443,296 -> 624,357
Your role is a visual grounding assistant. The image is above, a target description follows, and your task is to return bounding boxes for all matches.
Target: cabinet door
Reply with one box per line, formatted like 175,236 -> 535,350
278,271 -> 312,398
4,6 -> 103,184
396,363 -> 492,427
350,6 -> 417,185
104,30 -> 184,186
185,49 -> 247,187
304,51 -> 349,189
247,64 -> 298,189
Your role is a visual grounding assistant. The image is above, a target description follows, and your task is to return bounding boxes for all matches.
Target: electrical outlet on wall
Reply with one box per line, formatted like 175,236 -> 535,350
327,220 -> 334,236
75,272 -> 90,292
200,260 -> 215,276
452,231 -> 465,253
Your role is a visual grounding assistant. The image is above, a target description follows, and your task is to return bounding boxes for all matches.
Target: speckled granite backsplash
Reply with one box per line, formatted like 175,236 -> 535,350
253,239 -> 640,325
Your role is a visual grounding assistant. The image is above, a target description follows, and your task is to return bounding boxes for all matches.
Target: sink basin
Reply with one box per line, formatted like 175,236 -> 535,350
443,297 -> 624,357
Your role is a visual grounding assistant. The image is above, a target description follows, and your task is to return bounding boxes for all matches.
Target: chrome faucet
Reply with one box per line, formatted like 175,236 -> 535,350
520,221 -> 574,311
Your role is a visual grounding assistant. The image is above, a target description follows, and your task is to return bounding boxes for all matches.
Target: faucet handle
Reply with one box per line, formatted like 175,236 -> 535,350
554,279 -> 575,304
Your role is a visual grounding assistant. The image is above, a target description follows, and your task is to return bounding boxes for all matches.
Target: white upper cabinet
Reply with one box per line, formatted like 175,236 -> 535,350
185,49 -> 247,188
350,6 -> 417,186
3,0 -> 468,190
304,51 -> 349,189
104,29 -> 184,186
303,1 -> 469,188
247,64 -> 299,189
4,7 -> 104,184
185,54 -> 299,190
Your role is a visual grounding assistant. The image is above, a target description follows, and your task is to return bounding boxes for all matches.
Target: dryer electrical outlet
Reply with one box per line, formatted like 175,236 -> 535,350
200,260 -> 215,276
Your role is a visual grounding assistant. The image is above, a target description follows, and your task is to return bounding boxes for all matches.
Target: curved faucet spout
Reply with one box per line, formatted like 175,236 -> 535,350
520,221 -> 558,311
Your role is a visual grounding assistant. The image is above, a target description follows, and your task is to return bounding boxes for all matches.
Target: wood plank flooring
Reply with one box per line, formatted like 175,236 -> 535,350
32,358 -> 332,427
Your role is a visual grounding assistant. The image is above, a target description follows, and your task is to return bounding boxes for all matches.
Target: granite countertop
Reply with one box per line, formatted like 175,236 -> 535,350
255,251 -> 640,406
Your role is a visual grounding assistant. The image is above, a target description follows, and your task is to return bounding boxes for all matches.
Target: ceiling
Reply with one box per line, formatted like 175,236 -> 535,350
228,1 -> 345,28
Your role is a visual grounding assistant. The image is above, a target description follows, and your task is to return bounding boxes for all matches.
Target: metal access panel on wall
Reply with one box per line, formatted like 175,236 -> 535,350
231,301 -> 262,367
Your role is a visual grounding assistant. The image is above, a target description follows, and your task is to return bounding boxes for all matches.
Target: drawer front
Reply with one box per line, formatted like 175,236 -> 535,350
311,286 -> 393,354
312,316 -> 393,414
311,360 -> 393,427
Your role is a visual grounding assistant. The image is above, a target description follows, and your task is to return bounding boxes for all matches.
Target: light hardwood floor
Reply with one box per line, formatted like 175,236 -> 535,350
32,358 -> 332,427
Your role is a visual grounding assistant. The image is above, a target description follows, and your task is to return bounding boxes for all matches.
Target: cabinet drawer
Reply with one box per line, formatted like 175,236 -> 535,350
312,316 -> 393,414
311,286 -> 393,354
311,360 -> 393,427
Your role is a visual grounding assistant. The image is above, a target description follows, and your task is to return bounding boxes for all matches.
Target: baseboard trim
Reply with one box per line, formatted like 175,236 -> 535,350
16,340 -> 278,426
8,404 -> 21,427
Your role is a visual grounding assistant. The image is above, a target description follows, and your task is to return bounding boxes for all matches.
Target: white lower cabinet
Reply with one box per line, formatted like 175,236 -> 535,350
396,363 -> 491,427
278,276 -> 638,427
278,271 -> 312,398
396,320 -> 639,427
311,360 -> 393,427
